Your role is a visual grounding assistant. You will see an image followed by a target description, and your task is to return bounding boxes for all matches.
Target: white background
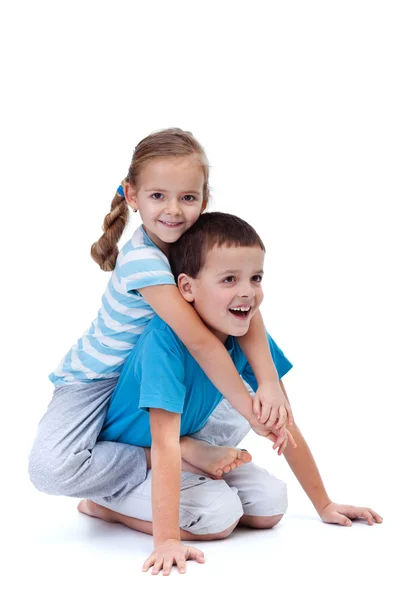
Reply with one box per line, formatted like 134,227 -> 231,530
1,1 -> 399,598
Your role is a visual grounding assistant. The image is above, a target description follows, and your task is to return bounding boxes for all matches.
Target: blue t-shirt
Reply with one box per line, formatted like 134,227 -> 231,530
99,315 -> 293,447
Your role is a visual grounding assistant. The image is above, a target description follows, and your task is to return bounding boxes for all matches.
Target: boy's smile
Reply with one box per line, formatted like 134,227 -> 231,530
179,244 -> 265,343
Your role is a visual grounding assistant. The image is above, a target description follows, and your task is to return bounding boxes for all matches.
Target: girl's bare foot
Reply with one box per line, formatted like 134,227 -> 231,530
180,438 -> 252,479
78,499 -> 119,523
180,458 -> 211,477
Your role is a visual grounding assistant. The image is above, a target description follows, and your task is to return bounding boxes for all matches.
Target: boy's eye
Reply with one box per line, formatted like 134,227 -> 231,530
252,275 -> 263,283
182,195 -> 196,202
223,276 -> 236,283
151,193 -> 164,200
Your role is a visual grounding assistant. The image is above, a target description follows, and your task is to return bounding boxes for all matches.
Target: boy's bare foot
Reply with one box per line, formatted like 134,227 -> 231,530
180,438 -> 252,479
78,499 -> 119,523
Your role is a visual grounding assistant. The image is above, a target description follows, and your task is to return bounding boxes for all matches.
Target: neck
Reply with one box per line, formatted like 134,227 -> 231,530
142,226 -> 169,256
207,326 -> 228,344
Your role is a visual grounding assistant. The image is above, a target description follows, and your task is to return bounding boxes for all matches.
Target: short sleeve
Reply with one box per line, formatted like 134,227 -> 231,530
135,329 -> 186,414
119,245 -> 176,293
241,331 -> 293,391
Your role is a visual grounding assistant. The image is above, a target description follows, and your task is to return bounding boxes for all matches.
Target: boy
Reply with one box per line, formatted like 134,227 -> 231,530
78,212 -> 382,575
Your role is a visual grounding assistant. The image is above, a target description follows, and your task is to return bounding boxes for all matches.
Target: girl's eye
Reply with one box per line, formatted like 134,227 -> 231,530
252,275 -> 263,283
223,276 -> 236,283
182,195 -> 196,202
151,193 -> 164,200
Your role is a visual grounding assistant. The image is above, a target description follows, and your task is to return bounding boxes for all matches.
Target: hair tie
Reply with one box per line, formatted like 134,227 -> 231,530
117,185 -> 125,197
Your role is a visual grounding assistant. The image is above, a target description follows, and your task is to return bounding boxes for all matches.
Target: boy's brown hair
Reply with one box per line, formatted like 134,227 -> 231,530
169,212 -> 265,279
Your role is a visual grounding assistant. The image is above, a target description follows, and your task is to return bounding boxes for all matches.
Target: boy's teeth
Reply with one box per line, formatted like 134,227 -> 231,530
230,307 -> 249,312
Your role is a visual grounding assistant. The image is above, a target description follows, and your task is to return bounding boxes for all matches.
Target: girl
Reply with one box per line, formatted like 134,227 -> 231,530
29,128 -> 291,500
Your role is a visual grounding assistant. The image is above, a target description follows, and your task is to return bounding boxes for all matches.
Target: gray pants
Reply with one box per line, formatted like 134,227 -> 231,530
28,379 -> 252,500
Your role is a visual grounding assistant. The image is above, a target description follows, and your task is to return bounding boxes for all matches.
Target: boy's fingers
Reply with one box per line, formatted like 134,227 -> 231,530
187,546 -> 205,563
177,558 -> 186,574
370,510 -> 383,523
142,555 -> 155,572
273,430 -> 285,451
325,511 -> 351,526
278,436 -> 288,455
272,436 -> 280,450
366,508 -> 382,524
360,509 -> 375,525
151,558 -> 164,575
287,430 -> 297,448
162,559 -> 173,576
275,405 -> 287,429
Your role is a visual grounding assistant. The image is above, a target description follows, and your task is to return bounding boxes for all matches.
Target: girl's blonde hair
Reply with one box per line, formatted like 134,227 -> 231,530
91,128 -> 210,271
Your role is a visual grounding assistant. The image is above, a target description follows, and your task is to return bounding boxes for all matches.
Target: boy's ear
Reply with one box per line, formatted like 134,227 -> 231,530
177,274 -> 195,302
124,183 -> 138,211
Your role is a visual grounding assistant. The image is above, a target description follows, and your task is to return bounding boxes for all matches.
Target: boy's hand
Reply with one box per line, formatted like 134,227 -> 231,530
249,416 -> 297,455
142,539 -> 205,576
318,502 -> 383,527
252,380 -> 294,428
269,426 -> 297,455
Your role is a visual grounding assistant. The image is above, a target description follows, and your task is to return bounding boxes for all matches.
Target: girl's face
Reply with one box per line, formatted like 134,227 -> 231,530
126,156 -> 206,253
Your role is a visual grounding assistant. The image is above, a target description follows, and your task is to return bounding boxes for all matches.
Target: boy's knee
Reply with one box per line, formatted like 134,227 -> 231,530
267,479 -> 288,513
210,517 -> 241,539
181,478 -> 243,537
244,513 -> 284,529
249,475 -> 288,517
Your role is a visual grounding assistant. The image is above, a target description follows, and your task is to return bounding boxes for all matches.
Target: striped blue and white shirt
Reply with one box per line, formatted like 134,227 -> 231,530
49,226 -> 176,386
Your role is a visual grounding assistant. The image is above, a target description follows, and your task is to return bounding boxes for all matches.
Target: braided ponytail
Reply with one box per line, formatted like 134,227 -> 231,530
91,128 -> 210,271
91,180 -> 130,271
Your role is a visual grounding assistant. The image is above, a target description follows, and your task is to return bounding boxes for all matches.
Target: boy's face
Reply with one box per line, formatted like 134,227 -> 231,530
179,244 -> 265,343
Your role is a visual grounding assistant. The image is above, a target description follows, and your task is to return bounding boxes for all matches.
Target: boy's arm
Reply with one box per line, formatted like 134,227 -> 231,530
142,408 -> 204,575
280,382 -> 382,526
141,285 -> 255,421
150,409 -> 181,545
238,310 -> 293,427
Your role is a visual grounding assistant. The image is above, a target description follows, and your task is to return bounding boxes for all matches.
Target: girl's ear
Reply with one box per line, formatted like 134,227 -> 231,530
177,274 -> 195,302
125,183 -> 138,211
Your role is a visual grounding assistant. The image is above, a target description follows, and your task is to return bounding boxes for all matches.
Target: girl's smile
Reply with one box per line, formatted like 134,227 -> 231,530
125,156 -> 206,254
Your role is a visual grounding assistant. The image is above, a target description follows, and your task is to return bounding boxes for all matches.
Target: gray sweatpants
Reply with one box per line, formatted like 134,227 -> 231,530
28,378 -> 252,500
28,379 -> 147,499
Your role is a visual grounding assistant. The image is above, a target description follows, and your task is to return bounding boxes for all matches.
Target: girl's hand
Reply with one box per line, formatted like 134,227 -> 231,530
318,502 -> 383,526
249,416 -> 297,455
252,380 -> 294,428
142,539 -> 205,575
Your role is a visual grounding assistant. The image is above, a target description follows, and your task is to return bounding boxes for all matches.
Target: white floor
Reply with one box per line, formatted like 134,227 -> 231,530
7,429 -> 397,600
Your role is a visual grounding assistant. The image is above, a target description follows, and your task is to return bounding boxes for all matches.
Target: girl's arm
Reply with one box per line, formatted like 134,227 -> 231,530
141,408 -> 204,576
237,310 -> 293,427
140,285 -> 255,421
